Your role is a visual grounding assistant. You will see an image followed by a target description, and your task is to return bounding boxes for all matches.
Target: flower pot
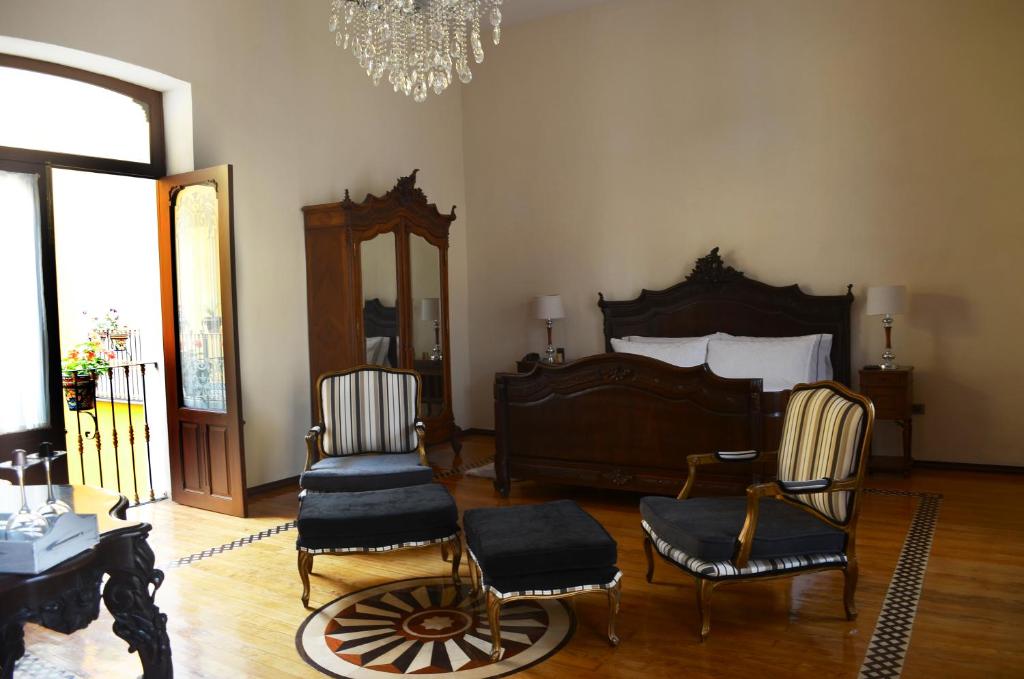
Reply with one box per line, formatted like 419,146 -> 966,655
203,315 -> 222,333
109,330 -> 129,351
62,374 -> 97,412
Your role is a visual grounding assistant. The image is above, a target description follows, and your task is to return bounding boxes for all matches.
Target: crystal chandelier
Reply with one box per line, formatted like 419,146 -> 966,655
329,0 -> 504,103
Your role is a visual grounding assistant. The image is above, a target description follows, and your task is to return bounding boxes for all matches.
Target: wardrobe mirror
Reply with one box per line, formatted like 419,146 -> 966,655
410,233 -> 445,417
359,231 -> 398,367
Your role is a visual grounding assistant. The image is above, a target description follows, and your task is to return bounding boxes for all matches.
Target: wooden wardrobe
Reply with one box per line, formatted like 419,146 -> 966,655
302,170 -> 460,451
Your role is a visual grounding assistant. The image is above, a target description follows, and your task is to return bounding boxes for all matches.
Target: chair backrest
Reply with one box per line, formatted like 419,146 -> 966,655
317,366 -> 420,456
777,382 -> 873,524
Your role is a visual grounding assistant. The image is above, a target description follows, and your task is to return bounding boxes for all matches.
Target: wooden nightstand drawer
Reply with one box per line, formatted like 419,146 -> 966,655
866,387 -> 911,419
859,369 -> 911,389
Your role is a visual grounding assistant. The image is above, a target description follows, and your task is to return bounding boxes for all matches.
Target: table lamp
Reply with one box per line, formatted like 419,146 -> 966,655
865,285 -> 907,369
532,295 -> 565,364
420,298 -> 442,360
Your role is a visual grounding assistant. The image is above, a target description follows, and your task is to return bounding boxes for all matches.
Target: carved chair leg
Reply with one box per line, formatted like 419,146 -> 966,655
843,559 -> 859,621
607,581 -> 622,646
486,591 -> 503,662
441,541 -> 450,563
696,578 -> 715,643
643,536 -> 655,583
298,551 -> 312,608
449,537 -> 463,586
468,555 -> 480,596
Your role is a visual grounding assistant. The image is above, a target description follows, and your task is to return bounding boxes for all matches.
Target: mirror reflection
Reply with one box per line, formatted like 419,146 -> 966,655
359,232 -> 398,366
410,234 -> 445,417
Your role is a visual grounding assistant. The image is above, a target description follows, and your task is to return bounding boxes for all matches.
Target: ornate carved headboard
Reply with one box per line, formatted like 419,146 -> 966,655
598,248 -> 854,385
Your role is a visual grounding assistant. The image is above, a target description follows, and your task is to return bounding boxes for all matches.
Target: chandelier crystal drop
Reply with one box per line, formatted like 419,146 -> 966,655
329,0 -> 504,103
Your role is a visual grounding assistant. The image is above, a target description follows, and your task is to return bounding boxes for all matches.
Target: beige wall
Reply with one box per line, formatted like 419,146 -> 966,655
461,0 -> 1024,464
0,0 -> 472,487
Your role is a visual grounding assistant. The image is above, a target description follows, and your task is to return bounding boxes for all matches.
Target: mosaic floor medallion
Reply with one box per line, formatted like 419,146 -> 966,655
296,577 -> 575,678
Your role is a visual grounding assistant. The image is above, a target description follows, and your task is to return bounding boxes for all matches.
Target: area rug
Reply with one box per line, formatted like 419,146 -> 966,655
296,577 -> 574,678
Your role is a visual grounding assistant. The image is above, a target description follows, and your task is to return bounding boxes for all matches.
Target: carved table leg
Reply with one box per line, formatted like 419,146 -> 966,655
0,617 -> 26,679
102,532 -> 173,678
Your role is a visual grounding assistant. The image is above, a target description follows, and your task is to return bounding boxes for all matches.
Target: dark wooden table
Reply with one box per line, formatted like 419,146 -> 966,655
0,485 -> 172,678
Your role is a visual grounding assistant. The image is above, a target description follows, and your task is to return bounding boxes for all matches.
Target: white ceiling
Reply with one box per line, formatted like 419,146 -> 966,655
500,0 -> 612,26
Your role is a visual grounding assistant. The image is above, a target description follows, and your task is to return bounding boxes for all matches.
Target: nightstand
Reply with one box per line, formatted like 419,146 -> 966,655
858,366 -> 914,475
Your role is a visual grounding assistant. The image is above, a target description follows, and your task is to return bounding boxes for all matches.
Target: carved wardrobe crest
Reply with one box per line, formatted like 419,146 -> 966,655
302,171 -> 461,450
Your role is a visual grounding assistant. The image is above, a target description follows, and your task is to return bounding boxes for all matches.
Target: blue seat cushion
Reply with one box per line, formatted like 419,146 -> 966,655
300,452 -> 433,492
464,500 -> 618,584
297,483 -> 457,551
639,495 -> 846,563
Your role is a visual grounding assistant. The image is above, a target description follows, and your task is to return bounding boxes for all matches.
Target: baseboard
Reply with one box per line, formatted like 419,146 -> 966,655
462,428 -> 495,437
247,475 -> 300,496
912,460 -> 1023,474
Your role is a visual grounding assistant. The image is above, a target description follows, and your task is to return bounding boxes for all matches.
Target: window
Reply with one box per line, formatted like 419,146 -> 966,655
0,65 -> 152,163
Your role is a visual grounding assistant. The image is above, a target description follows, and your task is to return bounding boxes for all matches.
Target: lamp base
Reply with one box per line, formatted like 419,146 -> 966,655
879,349 -> 897,370
542,344 -> 556,364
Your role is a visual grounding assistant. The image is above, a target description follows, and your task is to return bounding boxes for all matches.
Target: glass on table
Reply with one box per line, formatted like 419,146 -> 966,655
31,442 -> 72,522
3,449 -> 50,541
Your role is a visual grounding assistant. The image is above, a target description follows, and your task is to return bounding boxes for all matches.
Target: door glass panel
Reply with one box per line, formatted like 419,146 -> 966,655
410,234 -> 444,417
359,232 -> 398,366
173,184 -> 226,412
0,170 -> 48,433
0,66 -> 151,163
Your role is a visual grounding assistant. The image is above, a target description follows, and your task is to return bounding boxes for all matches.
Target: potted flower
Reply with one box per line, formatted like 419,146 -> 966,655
89,308 -> 129,350
61,340 -> 115,411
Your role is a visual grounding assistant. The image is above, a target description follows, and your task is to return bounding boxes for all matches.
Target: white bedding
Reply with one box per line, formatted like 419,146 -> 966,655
611,333 -> 832,392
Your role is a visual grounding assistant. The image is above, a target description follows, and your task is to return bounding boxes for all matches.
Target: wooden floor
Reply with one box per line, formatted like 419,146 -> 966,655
22,435 -> 1024,678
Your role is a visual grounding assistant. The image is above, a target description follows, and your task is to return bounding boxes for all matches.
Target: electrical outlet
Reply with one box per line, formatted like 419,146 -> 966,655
911,403 -> 925,415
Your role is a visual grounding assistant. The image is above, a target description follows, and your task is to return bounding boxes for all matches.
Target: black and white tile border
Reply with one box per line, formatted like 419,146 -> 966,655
162,520 -> 297,569
859,488 -> 943,679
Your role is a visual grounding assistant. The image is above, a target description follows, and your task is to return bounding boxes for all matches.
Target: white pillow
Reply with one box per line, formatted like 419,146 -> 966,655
365,336 -> 391,366
713,333 -> 833,381
706,336 -> 819,392
610,336 -> 709,368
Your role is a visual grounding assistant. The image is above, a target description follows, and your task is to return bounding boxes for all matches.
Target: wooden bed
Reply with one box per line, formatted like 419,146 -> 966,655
493,248 -> 853,497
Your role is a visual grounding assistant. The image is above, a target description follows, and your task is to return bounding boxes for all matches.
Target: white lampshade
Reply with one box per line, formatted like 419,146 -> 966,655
533,294 -> 565,320
419,297 -> 440,321
865,285 -> 907,316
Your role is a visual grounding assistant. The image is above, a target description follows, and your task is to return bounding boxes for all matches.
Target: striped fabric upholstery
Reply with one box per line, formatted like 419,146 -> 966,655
643,521 -> 846,580
320,368 -> 419,456
777,387 -> 867,524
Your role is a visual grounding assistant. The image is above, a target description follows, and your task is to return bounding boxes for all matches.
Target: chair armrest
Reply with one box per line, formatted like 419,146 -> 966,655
677,450 -> 777,499
777,478 -> 832,494
414,420 -> 427,466
304,424 -> 324,472
733,477 -> 855,567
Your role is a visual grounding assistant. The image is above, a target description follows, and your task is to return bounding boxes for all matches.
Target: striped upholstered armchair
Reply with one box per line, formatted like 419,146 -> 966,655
640,381 -> 875,640
301,366 -> 433,493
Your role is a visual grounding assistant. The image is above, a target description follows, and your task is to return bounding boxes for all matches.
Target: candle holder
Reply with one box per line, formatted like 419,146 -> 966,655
3,450 -> 50,541
30,442 -> 72,522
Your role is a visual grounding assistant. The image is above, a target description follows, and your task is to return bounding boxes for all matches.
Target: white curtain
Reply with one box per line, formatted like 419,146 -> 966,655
0,169 -> 48,434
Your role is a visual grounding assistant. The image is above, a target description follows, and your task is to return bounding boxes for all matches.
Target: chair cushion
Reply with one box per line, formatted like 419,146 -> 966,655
464,500 -> 617,580
297,483 -> 457,551
300,453 -> 433,492
639,495 -> 846,563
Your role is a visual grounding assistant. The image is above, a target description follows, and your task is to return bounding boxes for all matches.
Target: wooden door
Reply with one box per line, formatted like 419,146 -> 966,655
157,165 -> 247,516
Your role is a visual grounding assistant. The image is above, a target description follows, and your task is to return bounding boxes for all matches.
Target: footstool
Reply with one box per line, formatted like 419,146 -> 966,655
463,499 -> 622,661
296,483 -> 461,607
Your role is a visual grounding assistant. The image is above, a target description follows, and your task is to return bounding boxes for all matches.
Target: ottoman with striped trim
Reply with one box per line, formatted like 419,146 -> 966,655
296,483 -> 461,607
463,500 -> 622,661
